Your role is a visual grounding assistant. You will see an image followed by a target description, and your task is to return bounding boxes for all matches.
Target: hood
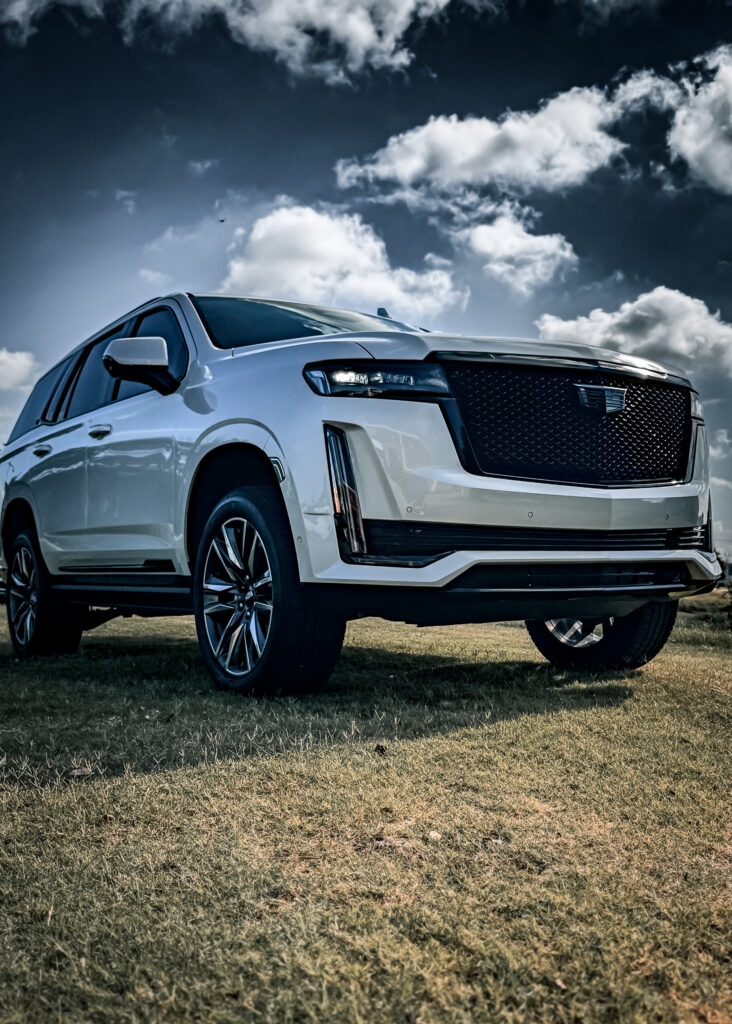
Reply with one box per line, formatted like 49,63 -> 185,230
351,331 -> 692,387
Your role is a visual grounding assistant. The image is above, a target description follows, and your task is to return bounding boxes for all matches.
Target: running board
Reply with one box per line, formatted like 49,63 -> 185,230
50,572 -> 193,614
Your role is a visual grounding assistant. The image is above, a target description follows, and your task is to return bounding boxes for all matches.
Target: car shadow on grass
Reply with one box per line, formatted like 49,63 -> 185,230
0,626 -> 633,785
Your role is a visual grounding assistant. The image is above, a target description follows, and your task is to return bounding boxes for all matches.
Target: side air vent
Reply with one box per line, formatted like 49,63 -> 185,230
324,426 -> 367,557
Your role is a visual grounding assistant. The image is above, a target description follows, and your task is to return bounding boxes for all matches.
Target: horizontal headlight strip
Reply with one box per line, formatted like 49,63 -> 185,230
304,361 -> 450,399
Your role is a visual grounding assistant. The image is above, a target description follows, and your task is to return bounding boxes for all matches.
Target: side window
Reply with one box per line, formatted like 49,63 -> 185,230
6,364 -> 65,443
41,352 -> 83,425
58,323 -> 129,418
64,339 -> 116,420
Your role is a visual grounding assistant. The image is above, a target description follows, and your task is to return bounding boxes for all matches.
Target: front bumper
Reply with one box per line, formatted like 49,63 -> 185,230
288,398 -> 719,593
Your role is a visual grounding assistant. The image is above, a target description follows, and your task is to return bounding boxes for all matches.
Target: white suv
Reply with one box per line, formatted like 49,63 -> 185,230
0,293 -> 721,692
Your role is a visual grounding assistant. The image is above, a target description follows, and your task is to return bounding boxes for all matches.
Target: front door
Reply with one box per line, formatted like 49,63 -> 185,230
83,305 -> 189,569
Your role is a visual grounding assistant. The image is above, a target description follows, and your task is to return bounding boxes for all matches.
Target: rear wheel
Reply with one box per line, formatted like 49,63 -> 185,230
6,529 -> 83,656
193,487 -> 345,694
525,600 -> 678,670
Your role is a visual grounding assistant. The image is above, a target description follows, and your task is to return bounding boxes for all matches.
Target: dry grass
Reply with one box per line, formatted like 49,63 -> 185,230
1,594 -> 730,1023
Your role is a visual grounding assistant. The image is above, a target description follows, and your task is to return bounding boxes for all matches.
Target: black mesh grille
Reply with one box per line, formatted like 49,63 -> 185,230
363,521 -> 705,557
448,562 -> 690,591
440,361 -> 692,485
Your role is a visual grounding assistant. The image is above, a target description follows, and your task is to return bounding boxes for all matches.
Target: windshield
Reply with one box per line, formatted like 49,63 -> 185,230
191,296 -> 416,350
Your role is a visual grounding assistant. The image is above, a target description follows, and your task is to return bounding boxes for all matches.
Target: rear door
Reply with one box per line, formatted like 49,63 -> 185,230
84,304 -> 190,569
4,353 -> 87,574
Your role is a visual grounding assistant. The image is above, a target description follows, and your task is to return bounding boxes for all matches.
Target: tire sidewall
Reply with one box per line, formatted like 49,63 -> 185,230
526,601 -> 678,671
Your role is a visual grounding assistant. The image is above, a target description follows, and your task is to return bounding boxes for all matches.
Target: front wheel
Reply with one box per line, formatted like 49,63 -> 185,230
525,601 -> 678,670
193,487 -> 346,694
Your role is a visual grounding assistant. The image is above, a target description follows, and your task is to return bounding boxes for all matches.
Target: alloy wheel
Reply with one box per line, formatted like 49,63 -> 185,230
8,546 -> 38,647
545,617 -> 613,648
201,517 -> 274,677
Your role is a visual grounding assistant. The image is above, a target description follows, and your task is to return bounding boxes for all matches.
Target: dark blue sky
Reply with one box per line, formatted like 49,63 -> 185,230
2,0 -> 731,544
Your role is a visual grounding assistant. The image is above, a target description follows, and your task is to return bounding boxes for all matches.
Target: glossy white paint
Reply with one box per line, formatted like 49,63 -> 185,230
0,292 -> 722,591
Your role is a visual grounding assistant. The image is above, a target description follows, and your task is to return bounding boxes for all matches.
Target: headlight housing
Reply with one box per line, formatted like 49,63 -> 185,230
304,362 -> 450,399
690,392 -> 704,419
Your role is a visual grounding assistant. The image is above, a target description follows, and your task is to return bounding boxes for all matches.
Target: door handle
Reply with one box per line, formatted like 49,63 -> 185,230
32,444 -> 52,458
88,424 -> 112,439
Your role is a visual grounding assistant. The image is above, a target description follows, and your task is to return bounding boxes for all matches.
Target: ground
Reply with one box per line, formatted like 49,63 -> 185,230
0,593 -> 730,1023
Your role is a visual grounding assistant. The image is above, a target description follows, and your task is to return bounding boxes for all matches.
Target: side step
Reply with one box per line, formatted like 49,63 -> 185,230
50,572 -> 194,615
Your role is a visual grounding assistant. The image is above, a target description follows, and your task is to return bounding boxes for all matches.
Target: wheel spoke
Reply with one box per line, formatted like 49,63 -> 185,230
247,533 -> 261,578
546,617 -> 605,648
211,537 -> 240,583
252,570 -> 271,592
224,621 -> 246,671
203,581 -> 237,617
241,625 -> 253,673
11,599 -> 28,629
20,606 -> 32,644
214,611 -> 241,660
204,601 -> 237,617
221,523 -> 245,573
249,611 -> 264,657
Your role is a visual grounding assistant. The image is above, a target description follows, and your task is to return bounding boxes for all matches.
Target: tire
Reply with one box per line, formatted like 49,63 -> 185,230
5,528 -> 83,656
193,487 -> 346,694
525,600 -> 678,671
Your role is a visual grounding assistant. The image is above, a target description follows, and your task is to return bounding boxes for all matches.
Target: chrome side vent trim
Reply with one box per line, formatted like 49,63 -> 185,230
270,456 -> 286,483
324,425 -> 367,557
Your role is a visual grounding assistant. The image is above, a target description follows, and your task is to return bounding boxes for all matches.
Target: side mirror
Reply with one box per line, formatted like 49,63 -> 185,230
103,337 -> 179,396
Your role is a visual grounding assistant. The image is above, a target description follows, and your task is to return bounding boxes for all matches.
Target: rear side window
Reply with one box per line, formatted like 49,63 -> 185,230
64,339 -> 116,420
41,353 -> 82,425
7,360 -> 68,444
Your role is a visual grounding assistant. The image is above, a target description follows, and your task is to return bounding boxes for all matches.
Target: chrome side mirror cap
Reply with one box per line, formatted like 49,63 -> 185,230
103,336 -> 179,395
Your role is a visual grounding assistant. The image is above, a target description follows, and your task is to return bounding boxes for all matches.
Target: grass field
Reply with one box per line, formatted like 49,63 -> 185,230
1,593 -> 730,1023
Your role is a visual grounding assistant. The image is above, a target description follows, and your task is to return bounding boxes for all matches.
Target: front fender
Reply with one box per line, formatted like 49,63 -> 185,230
175,420 -> 323,580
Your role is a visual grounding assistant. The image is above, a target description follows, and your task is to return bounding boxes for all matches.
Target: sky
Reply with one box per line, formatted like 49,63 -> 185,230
1,0 -> 731,551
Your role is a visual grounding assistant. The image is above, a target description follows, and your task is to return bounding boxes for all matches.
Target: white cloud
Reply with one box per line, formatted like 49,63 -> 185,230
457,209 -> 577,296
570,0 -> 666,14
0,348 -> 39,444
115,189 -> 137,215
536,286 -> 732,378
0,0 -> 684,82
0,348 -> 39,391
710,430 -> 732,460
189,158 -> 219,177
221,203 -> 466,320
336,70 -> 682,195
138,268 -> 173,289
1,0 -> 503,81
337,87 -> 630,193
711,476 -> 732,490
668,46 -> 732,195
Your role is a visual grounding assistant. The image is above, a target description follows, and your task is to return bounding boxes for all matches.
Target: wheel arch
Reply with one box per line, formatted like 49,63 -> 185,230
1,497 -> 37,564
185,444 -> 289,571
